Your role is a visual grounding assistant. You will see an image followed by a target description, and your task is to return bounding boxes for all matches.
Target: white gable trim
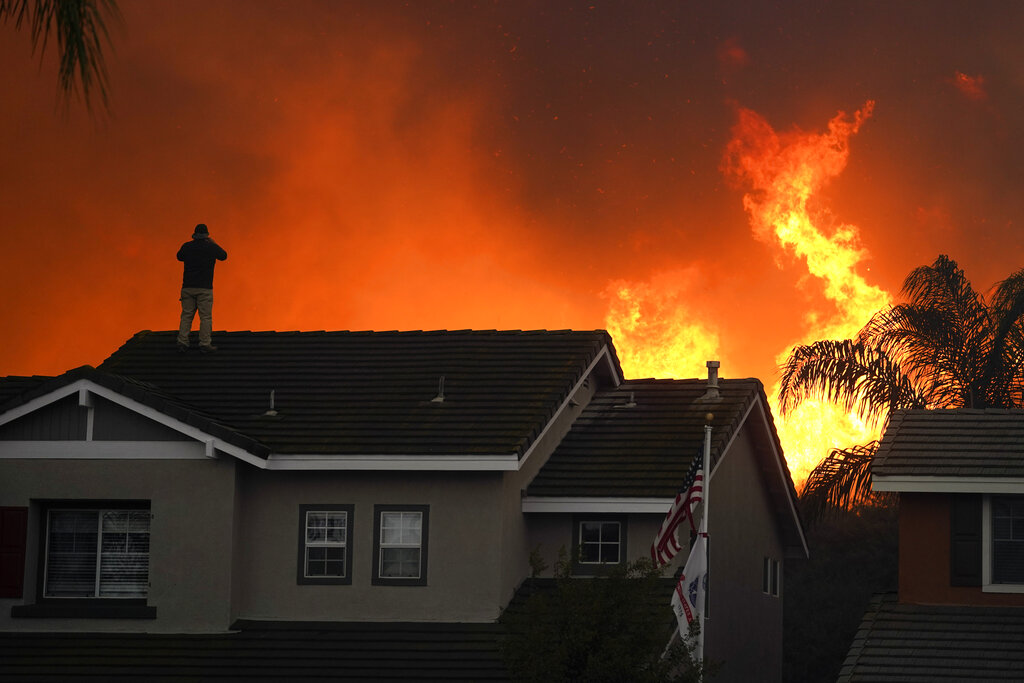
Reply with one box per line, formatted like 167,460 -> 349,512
521,497 -> 673,513
0,378 -> 266,468
753,397 -> 809,558
265,453 -> 519,471
873,475 -> 1024,493
518,344 -> 621,469
0,441 -> 209,459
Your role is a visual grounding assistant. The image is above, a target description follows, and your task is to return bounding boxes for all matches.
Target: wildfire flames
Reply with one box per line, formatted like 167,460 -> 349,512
606,103 -> 892,487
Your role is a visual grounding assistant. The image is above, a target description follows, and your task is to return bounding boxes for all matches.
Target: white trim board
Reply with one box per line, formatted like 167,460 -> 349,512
873,476 -> 1024,493
265,454 -> 519,471
0,441 -> 209,459
518,344 -> 621,468
521,497 -> 673,513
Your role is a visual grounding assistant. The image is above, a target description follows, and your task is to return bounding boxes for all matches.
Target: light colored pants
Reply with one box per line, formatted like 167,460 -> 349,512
178,287 -> 214,347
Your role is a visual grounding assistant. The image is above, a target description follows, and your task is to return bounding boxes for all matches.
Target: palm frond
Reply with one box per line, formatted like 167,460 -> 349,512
779,339 -> 927,426
0,0 -> 121,111
799,441 -> 892,521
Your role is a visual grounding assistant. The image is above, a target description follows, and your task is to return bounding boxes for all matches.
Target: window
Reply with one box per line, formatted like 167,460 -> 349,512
44,507 -> 150,599
571,514 -> 627,575
762,556 -> 780,597
991,496 -> 1024,584
297,504 -> 353,585
372,505 -> 428,586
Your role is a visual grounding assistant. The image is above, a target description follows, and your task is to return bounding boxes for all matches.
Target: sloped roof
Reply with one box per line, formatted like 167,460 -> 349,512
0,621 -> 509,681
86,329 -> 619,459
873,409 -> 1024,481
526,378 -> 766,498
0,364 -> 267,456
838,593 -> 1024,682
0,374 -> 51,405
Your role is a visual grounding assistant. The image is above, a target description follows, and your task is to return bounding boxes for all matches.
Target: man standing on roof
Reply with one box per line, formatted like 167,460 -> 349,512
176,223 -> 227,353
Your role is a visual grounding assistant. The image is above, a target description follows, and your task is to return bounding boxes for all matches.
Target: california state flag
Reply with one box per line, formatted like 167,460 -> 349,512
671,531 -> 707,655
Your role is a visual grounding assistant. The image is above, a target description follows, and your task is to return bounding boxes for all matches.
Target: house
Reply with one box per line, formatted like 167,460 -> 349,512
838,409 -> 1024,681
0,329 -> 805,681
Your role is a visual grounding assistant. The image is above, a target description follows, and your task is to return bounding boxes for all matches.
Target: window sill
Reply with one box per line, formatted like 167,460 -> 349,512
982,583 -> 1024,594
11,603 -> 157,619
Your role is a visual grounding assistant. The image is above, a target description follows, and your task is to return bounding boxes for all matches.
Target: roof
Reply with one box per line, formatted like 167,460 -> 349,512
523,377 -> 808,558
526,378 -> 765,498
2,329 -> 619,462
0,621 -> 509,681
873,409 -> 1024,491
838,593 -> 1024,682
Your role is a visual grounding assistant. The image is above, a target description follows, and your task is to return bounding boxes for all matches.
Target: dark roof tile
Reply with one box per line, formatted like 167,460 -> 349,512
874,409 -> 1024,479
839,593 -> 1024,681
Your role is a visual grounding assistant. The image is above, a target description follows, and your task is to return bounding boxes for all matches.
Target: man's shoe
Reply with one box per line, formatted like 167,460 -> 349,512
199,344 -> 217,353
176,343 -> 189,354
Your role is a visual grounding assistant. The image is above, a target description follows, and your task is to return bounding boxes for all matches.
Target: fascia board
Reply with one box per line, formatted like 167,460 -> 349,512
521,497 -> 673,513
753,397 -> 810,558
0,378 -> 85,428
518,345 -> 619,469
873,476 -> 1024,493
0,441 -> 208,459
264,454 -> 519,471
0,378 -> 266,468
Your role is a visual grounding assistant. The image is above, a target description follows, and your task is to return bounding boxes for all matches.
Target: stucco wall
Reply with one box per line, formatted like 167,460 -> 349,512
0,457 -> 237,632
899,492 -> 1024,607
232,468 -> 507,622
704,422 -> 786,683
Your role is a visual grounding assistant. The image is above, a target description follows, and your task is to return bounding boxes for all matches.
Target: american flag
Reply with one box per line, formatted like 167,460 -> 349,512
650,452 -> 704,566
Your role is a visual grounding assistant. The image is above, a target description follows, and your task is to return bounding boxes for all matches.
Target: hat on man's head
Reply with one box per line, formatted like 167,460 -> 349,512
192,223 -> 210,239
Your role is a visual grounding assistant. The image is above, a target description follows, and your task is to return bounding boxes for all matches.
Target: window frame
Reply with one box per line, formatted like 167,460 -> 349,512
297,504 -> 354,586
571,514 -> 627,576
982,494 -> 1024,593
372,504 -> 428,586
11,500 -> 156,619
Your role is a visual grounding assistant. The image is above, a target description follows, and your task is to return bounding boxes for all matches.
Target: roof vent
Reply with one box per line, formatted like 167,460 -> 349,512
431,376 -> 446,403
701,360 -> 721,401
263,389 -> 278,417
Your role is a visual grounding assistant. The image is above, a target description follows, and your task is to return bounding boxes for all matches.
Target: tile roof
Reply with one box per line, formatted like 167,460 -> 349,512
0,375 -> 51,406
838,593 -> 1024,682
0,365 -> 269,457
873,409 -> 1024,479
526,378 -> 769,498
89,329 -> 619,458
0,621 -> 510,681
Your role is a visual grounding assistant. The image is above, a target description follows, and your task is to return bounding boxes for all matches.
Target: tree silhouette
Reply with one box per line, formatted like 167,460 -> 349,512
1,0 -> 121,111
781,255 -> 1024,518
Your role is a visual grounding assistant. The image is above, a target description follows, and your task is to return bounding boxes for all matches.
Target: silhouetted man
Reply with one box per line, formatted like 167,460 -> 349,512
176,223 -> 227,353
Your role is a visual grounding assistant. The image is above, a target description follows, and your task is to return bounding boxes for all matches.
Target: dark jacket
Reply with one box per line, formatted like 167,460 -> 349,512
177,238 -> 228,289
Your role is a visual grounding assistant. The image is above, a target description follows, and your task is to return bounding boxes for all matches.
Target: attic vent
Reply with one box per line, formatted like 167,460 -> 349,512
431,376 -> 446,403
263,389 -> 278,417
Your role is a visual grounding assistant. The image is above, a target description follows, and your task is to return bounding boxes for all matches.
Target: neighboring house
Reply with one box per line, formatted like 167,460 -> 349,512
839,409 -> 1024,682
0,329 -> 805,681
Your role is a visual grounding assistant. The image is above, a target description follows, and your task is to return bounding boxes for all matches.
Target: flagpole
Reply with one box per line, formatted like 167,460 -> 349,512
699,413 -> 712,663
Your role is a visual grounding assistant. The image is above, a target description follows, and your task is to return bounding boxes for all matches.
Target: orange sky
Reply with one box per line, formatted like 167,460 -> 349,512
3,1 -> 1024,481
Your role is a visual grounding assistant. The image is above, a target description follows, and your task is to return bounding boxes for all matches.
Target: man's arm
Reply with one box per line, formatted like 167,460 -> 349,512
209,240 -> 227,261
176,243 -> 187,261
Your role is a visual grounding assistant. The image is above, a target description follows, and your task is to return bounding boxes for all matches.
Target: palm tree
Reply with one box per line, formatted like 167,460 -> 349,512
1,0 -> 121,110
780,255 -> 1024,518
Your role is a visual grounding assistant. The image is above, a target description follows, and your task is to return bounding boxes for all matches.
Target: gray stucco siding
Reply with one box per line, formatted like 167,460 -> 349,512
705,423 -> 786,683
233,468 -> 507,623
0,457 -> 237,633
